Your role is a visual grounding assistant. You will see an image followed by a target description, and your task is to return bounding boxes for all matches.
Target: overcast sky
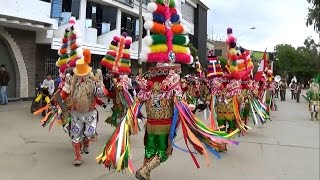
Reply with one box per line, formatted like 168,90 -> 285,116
201,0 -> 319,51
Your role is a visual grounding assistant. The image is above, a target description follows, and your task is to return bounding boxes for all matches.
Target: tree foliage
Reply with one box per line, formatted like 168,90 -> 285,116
306,0 -> 320,33
273,37 -> 320,84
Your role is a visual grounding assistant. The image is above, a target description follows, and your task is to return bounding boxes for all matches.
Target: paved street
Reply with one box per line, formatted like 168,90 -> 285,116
0,90 -> 319,180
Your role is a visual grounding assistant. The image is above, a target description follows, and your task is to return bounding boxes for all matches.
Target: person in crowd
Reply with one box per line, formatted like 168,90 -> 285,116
295,83 -> 302,103
279,80 -> 287,101
289,81 -> 296,100
127,74 -> 135,98
0,64 -> 10,105
41,73 -> 55,116
275,82 -> 280,98
42,73 -> 55,96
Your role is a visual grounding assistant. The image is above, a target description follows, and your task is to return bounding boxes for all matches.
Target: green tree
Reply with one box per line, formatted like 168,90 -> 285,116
306,0 -> 320,33
274,37 -> 319,84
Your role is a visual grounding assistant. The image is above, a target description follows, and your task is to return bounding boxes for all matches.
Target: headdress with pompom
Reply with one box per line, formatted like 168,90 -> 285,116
101,32 -> 132,74
140,0 -> 193,65
56,17 -> 83,74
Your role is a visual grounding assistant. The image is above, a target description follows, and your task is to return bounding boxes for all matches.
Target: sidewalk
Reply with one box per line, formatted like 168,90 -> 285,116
0,90 -> 319,180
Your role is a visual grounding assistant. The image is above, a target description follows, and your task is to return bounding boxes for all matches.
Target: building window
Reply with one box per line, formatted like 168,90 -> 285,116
86,2 -> 117,36
115,0 -> 134,7
181,2 -> 195,24
50,0 -> 80,26
136,0 -> 150,5
214,49 -> 222,56
121,13 -> 140,41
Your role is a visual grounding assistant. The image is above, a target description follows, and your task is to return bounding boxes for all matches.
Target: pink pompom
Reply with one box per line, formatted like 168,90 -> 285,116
60,64 -> 67,73
226,35 -> 236,44
68,59 -> 77,68
113,36 -> 120,42
124,39 -> 132,45
69,17 -> 76,25
147,53 -> 169,63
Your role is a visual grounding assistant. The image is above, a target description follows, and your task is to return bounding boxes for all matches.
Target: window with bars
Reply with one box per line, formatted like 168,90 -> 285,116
45,58 -> 59,78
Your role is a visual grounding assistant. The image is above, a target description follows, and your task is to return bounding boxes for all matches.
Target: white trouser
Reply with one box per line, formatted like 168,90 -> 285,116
70,109 -> 98,143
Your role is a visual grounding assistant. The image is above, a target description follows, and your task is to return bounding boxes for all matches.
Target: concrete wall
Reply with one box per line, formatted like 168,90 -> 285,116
4,27 -> 36,97
213,40 -> 228,59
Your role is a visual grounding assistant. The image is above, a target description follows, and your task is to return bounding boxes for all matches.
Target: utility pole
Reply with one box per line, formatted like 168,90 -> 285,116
138,0 -> 143,67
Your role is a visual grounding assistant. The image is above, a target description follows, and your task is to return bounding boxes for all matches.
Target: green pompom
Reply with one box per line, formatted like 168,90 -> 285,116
69,50 -> 77,56
173,35 -> 187,45
105,54 -> 116,61
60,54 -> 69,59
156,0 -> 164,4
152,34 -> 166,44
120,58 -> 131,64
169,0 -> 175,8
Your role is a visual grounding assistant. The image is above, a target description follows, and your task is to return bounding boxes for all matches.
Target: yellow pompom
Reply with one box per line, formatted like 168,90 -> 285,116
56,58 -> 67,67
150,44 -> 168,53
109,45 -> 117,51
229,48 -> 237,55
230,66 -> 237,72
173,45 -> 189,54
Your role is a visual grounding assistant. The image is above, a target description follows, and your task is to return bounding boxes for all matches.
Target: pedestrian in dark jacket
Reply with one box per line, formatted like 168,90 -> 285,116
0,64 -> 10,105
295,83 -> 302,103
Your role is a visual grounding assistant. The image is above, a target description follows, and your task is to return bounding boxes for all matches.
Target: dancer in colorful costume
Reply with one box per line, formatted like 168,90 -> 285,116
34,17 -> 107,166
34,17 -> 86,132
96,1 -> 238,179
59,49 -> 105,166
307,75 -> 320,120
101,32 -> 133,126
213,28 -> 253,134
184,75 -> 201,113
265,69 -> 277,111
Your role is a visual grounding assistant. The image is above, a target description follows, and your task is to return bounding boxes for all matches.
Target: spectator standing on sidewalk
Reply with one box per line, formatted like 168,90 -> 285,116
295,83 -> 302,103
0,64 -> 10,105
289,81 -> 296,100
279,80 -> 287,101
275,82 -> 280,98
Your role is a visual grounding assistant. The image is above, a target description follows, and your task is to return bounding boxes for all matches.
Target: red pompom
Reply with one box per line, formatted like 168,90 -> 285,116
62,38 -> 68,44
169,8 -> 177,14
122,53 -> 130,59
107,51 -> 117,57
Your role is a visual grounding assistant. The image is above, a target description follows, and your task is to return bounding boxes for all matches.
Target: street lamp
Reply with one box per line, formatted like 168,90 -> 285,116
236,27 -> 256,39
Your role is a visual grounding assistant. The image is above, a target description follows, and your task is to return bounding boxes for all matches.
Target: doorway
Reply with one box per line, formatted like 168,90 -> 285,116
0,37 -> 17,98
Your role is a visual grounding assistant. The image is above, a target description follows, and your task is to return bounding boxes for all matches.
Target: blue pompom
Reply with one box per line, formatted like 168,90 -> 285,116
62,43 -> 68,49
153,13 -> 165,23
170,13 -> 180,23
